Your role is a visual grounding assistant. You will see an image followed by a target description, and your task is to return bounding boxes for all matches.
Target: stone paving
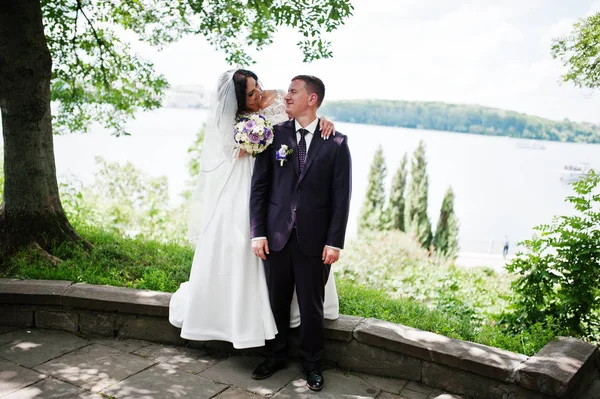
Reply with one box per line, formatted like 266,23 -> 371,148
0,327 -> 464,399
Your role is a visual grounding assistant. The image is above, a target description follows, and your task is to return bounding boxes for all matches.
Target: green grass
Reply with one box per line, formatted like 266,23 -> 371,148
2,224 -> 193,292
1,224 -> 556,355
337,279 -> 555,355
335,231 -> 514,319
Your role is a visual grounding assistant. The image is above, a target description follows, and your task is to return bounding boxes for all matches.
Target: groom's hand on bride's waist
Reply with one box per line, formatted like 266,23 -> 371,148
251,238 -> 270,260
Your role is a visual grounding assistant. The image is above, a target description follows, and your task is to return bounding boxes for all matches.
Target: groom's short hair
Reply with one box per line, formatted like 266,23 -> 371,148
292,75 -> 325,107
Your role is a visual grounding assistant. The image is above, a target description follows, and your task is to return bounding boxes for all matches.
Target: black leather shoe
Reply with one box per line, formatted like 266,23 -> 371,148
306,370 -> 324,391
251,359 -> 285,380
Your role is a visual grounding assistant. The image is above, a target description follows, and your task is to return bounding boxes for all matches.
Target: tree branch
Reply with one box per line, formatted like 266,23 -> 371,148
76,0 -> 112,88
70,6 -> 81,91
72,6 -> 78,51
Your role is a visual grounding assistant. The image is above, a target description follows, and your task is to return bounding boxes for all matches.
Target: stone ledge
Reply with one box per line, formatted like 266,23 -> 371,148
116,313 -> 184,345
1,278 -> 598,399
354,318 -> 528,382
325,315 -> 364,342
62,283 -> 171,317
35,309 -> 79,333
422,361 -> 548,399
79,311 -> 117,337
0,279 -> 72,306
516,336 -> 599,397
0,304 -> 35,327
326,339 -> 422,381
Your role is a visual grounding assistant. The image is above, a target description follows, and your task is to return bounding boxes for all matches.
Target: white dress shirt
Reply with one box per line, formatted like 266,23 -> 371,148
295,118 -> 319,153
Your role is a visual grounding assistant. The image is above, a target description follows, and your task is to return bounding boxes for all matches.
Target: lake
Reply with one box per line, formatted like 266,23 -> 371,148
6,107 -> 599,255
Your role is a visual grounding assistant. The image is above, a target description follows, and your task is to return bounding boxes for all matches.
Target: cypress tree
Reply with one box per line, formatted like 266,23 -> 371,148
433,187 -> 460,258
359,145 -> 387,231
405,141 -> 432,247
388,153 -> 408,231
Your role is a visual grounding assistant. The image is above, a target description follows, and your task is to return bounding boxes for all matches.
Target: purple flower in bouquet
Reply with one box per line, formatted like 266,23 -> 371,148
233,113 -> 274,157
249,133 -> 261,144
264,128 -> 273,141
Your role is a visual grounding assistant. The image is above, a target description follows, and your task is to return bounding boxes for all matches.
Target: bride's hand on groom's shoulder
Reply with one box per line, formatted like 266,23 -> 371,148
319,117 -> 336,140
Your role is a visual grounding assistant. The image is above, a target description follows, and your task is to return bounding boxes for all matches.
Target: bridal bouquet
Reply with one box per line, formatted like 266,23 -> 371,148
234,114 -> 274,156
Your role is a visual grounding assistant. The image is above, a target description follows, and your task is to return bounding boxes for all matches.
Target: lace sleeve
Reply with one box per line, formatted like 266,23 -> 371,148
261,90 -> 289,125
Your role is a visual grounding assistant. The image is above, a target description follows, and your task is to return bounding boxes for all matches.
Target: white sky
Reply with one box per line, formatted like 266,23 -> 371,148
132,0 -> 600,123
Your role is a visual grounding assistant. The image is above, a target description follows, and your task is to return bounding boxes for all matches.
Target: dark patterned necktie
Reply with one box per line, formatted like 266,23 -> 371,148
298,128 -> 308,173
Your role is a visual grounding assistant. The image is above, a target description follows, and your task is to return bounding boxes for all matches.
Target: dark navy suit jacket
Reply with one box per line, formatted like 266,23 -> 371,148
250,119 -> 352,256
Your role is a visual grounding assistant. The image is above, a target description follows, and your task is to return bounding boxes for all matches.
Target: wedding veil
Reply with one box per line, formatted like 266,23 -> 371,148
187,70 -> 239,242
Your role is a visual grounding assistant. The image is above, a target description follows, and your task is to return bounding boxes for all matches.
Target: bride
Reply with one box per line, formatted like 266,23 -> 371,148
169,69 -> 340,349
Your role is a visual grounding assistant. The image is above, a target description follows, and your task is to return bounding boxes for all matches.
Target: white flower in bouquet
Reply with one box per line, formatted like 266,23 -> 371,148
233,114 -> 274,156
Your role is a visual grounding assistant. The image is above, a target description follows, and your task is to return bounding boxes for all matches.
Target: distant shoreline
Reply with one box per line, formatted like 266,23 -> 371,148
320,99 -> 600,144
161,89 -> 600,144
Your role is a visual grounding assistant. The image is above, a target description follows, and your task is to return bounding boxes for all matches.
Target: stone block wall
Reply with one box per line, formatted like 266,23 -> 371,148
1,278 -> 598,399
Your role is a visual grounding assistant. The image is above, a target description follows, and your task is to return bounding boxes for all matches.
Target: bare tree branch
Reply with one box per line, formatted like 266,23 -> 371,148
76,0 -> 112,88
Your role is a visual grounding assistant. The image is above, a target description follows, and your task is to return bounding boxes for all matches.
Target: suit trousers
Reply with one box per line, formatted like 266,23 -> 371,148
264,229 -> 331,371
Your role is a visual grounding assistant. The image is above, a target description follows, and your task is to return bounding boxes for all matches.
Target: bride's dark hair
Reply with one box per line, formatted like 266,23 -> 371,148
233,69 -> 259,117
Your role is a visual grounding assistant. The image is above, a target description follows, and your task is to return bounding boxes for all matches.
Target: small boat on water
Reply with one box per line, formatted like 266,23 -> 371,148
560,163 -> 593,182
515,140 -> 546,150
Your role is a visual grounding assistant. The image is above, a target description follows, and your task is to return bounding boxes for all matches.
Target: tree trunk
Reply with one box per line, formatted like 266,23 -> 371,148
0,0 -> 88,263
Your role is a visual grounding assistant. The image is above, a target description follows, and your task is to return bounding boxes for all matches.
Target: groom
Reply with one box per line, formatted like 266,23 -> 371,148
249,75 -> 352,391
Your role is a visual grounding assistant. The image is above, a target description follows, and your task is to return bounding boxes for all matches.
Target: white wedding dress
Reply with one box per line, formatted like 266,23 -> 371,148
169,89 -> 339,349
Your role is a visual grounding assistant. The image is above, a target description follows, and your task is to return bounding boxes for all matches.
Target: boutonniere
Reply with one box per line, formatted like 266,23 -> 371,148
275,145 -> 293,166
